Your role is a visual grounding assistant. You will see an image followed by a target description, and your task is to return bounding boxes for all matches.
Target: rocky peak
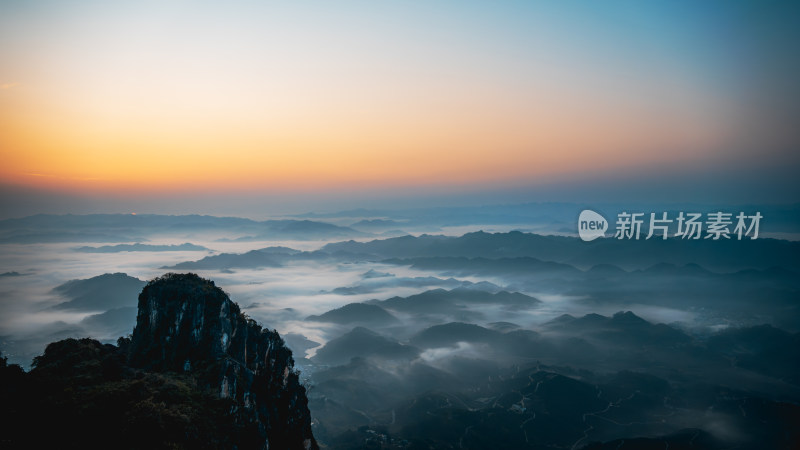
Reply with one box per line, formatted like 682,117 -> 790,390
130,273 -> 317,450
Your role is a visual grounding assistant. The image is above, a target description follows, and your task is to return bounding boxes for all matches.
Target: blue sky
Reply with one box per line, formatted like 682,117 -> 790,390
0,1 -> 798,216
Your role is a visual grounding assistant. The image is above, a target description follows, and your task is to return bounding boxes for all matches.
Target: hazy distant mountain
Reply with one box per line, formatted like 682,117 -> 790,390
163,249 -> 282,270
52,273 -> 145,311
371,287 -> 541,315
294,203 -> 585,230
349,219 -> 402,231
159,232 -> 799,330
544,311 -> 692,347
324,230 -> 800,271
217,220 -> 368,241
385,256 -> 583,279
0,231 -> 145,244
0,213 -> 251,243
0,213 -> 256,230
410,322 -> 501,348
312,327 -> 420,365
306,303 -> 399,326
257,246 -> 303,255
283,333 -> 321,359
487,321 -> 521,332
74,242 -> 210,252
329,275 -> 503,296
165,246 -> 377,270
362,269 -> 392,278
79,306 -> 137,338
269,219 -> 365,237
379,254 -> 800,329
295,202 -> 800,235
312,356 -> 402,387
0,271 -> 24,277
0,213 -> 366,243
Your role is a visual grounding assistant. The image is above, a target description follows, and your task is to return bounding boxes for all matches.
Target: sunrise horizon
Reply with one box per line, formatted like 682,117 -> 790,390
3,1 -> 798,210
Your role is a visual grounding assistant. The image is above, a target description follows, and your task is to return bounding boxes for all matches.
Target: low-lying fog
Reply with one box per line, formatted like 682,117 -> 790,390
1,210 -> 798,448
0,231 -> 594,365
0,229 -> 723,366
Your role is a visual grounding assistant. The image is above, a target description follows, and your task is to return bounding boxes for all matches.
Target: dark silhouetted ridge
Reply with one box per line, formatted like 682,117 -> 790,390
130,273 -> 318,450
0,273 -> 318,450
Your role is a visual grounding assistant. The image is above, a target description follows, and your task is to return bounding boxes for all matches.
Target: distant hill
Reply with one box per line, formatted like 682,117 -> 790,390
52,273 -> 146,311
323,231 -> 800,271
371,287 -> 541,315
74,243 -> 210,252
329,275 -> 502,296
312,327 -> 420,365
306,303 -> 399,326
410,322 -> 502,348
79,306 -> 137,339
349,219 -> 401,230
217,219 -> 368,241
543,311 -> 692,347
163,249 -> 282,270
0,214 -> 366,243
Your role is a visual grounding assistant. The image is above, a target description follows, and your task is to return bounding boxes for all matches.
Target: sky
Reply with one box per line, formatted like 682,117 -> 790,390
1,1 -> 798,216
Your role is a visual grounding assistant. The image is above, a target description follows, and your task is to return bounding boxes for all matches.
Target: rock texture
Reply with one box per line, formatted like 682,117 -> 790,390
130,273 -> 317,450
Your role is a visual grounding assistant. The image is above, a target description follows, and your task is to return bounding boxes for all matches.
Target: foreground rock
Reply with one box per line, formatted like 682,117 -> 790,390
130,273 -> 317,449
0,273 -> 317,450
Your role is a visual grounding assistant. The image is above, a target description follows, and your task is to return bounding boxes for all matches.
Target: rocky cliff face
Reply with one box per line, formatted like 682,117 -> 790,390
130,273 -> 317,450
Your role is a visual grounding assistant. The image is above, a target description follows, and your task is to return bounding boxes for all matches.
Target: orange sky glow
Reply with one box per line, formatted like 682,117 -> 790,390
0,2 -> 793,197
